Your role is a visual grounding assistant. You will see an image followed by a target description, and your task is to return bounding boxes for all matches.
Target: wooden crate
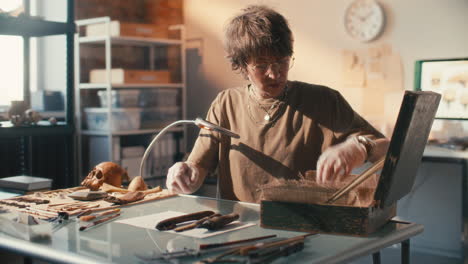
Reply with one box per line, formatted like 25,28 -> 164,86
260,91 -> 441,236
261,200 -> 396,236
90,69 -> 171,84
86,21 -> 172,39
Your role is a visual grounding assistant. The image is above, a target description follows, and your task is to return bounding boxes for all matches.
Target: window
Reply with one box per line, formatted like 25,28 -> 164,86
0,0 -> 24,107
0,36 -> 23,107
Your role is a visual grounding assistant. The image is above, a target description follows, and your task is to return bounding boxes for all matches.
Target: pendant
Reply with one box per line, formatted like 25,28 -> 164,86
264,114 -> 271,121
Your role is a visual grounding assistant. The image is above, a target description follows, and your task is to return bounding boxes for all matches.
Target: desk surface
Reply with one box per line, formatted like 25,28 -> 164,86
0,195 -> 423,264
424,145 -> 468,160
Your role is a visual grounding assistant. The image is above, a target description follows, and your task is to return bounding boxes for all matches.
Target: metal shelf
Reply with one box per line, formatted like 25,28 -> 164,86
81,126 -> 183,136
0,16 -> 75,37
75,16 -> 187,178
79,35 -> 182,46
79,83 -> 183,89
0,122 -> 73,136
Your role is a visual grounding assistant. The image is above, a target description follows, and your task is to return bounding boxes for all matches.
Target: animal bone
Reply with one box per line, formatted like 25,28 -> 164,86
127,176 -> 148,192
104,191 -> 146,205
81,162 -> 129,191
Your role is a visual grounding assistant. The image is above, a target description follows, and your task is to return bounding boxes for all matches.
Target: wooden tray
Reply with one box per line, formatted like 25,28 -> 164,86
0,186 -> 175,220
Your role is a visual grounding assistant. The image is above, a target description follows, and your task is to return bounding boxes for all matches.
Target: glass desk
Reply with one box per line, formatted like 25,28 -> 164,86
0,194 -> 423,264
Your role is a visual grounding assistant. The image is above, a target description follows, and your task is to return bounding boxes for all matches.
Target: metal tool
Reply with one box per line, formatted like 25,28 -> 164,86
238,233 -> 313,256
174,213 -> 221,232
79,208 -> 120,222
198,213 -> 239,231
140,118 -> 240,178
79,213 -> 120,231
195,234 -> 315,264
135,235 -> 279,261
326,157 -> 385,204
199,235 -> 277,250
248,240 -> 304,264
50,212 -> 70,232
156,210 -> 215,230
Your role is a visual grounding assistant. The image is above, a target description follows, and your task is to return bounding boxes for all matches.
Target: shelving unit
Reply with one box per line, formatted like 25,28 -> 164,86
0,0 -> 76,188
0,3 -> 75,136
75,17 -> 186,180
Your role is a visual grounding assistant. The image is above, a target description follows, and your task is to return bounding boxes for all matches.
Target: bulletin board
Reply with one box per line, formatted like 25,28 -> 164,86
414,58 -> 468,120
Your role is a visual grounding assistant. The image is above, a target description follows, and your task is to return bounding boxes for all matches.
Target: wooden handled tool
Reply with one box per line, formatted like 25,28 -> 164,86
239,233 -> 315,256
199,235 -> 277,250
174,213 -> 221,232
79,213 -> 120,231
156,210 -> 215,231
79,208 -> 120,222
198,213 -> 239,231
326,157 -> 385,204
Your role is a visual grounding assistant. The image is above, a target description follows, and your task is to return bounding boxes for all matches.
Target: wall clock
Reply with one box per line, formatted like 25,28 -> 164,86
344,0 -> 385,42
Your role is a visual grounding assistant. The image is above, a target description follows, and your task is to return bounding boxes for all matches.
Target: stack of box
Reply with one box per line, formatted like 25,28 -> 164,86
121,146 -> 145,177
0,175 -> 52,195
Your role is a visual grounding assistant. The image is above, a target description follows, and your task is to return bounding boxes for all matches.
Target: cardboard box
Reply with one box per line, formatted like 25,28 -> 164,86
90,69 -> 171,84
86,21 -> 171,39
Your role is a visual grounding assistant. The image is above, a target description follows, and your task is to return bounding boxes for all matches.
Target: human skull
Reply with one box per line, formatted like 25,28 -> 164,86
81,162 -> 129,191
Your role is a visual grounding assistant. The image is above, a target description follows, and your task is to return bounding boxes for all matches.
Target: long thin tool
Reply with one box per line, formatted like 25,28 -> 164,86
137,235 -> 279,261
326,157 -> 385,204
79,208 -> 120,222
199,234 -> 277,250
79,213 -> 120,231
239,233 -> 316,256
174,213 -> 221,232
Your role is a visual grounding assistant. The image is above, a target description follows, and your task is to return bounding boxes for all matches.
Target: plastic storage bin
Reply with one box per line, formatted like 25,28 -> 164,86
97,90 -> 140,108
84,107 -> 142,131
141,106 -> 180,128
140,89 -> 179,107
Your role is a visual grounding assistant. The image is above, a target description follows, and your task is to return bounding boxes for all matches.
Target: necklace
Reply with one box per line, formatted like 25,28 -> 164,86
247,85 -> 288,124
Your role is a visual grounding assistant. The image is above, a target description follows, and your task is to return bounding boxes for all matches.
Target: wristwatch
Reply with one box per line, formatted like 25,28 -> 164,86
356,135 -> 376,158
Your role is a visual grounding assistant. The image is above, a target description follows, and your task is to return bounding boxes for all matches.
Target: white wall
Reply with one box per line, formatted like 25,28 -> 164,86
184,0 -> 468,144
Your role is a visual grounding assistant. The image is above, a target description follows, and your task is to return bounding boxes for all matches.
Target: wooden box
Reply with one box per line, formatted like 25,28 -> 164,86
90,69 -> 171,84
85,21 -> 172,39
260,91 -> 441,236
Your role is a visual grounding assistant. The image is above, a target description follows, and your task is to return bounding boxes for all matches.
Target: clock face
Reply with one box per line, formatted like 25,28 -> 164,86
344,0 -> 385,42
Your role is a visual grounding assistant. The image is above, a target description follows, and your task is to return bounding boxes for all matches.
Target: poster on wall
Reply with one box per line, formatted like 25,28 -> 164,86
415,58 -> 468,120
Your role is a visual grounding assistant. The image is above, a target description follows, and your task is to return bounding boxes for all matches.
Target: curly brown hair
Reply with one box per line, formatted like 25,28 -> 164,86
224,5 -> 294,77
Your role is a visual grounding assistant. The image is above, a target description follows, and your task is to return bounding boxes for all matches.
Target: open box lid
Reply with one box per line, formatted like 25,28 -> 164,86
374,91 -> 441,208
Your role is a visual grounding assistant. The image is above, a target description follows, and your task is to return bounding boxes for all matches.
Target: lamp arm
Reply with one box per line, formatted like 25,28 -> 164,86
139,120 -> 196,179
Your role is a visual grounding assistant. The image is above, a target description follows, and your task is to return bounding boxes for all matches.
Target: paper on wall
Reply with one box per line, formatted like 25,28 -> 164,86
342,50 -> 366,87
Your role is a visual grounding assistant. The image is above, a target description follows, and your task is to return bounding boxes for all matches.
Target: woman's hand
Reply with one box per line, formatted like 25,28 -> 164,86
316,137 -> 367,186
166,162 -> 205,194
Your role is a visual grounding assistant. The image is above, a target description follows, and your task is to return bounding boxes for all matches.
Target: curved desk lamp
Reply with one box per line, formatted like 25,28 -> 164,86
139,117 -> 240,179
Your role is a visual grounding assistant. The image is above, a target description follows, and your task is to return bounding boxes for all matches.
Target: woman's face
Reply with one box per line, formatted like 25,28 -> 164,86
245,56 -> 292,99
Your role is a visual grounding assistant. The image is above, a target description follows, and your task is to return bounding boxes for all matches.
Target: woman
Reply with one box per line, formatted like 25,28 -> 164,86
166,5 -> 389,203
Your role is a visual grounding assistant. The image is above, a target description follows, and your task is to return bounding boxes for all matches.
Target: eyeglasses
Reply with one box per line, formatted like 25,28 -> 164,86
249,57 -> 295,75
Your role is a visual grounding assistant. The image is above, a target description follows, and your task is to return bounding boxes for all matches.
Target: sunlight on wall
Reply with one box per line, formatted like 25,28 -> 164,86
0,0 -> 24,106
0,36 -> 23,106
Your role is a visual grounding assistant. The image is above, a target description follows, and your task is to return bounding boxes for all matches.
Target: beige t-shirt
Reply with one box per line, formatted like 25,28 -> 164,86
188,81 -> 383,203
